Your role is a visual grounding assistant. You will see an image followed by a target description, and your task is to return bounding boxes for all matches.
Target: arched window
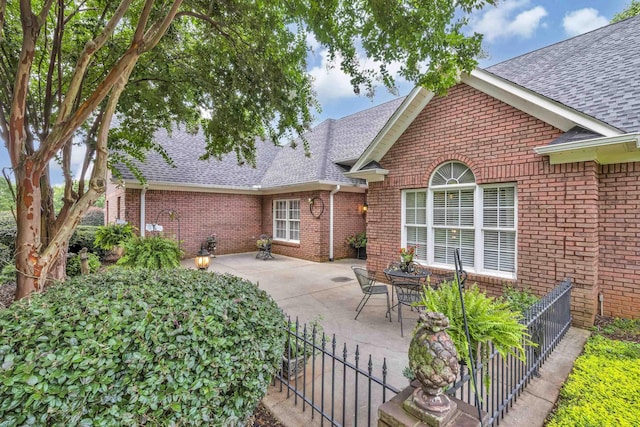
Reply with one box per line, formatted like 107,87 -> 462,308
402,161 -> 517,277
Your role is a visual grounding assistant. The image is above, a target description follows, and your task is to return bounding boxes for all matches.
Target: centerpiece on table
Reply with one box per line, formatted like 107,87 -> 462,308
399,246 -> 415,272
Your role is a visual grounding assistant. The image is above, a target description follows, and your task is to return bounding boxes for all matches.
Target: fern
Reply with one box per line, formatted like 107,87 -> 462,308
94,223 -> 135,250
117,236 -> 183,269
417,281 -> 533,370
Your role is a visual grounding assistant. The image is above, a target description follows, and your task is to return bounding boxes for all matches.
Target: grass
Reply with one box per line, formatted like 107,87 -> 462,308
545,317 -> 640,426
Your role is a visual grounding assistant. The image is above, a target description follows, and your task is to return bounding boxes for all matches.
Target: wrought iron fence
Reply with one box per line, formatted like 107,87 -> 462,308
272,318 -> 400,427
446,278 -> 573,426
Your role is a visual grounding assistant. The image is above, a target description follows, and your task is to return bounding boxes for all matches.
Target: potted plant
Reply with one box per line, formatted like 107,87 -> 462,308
415,279 -> 533,388
94,223 -> 135,258
345,232 -> 367,260
282,317 -> 323,380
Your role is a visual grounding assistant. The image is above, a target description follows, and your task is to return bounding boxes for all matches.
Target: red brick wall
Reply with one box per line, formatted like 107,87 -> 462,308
124,189 -> 263,257
117,187 -> 366,262
104,179 -> 125,224
598,163 -> 640,319
367,83 -> 605,326
261,190 -> 366,262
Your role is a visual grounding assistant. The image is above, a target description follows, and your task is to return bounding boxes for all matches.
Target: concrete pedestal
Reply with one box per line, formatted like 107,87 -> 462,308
378,385 -> 489,427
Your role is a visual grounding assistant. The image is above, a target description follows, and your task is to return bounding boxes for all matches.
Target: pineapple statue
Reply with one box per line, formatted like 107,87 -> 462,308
406,311 -> 459,415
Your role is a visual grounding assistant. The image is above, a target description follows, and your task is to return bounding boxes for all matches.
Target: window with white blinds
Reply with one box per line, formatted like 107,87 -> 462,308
402,162 -> 517,278
274,199 -> 300,242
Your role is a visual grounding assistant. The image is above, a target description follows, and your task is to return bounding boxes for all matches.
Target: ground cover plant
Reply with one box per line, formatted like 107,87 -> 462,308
546,317 -> 640,426
0,269 -> 285,426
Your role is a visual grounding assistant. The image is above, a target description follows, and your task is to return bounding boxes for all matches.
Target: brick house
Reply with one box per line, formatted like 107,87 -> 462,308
346,16 -> 640,325
106,97 -> 403,262
108,16 -> 640,324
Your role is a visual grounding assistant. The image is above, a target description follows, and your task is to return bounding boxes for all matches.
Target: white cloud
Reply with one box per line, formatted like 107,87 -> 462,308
308,49 -> 406,104
470,0 -> 548,42
563,8 -> 609,37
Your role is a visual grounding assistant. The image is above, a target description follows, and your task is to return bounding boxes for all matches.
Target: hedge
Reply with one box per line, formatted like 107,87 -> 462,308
0,269 -> 286,426
65,252 -> 101,277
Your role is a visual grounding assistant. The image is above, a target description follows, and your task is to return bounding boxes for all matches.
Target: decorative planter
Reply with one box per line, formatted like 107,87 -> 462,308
281,354 -> 309,380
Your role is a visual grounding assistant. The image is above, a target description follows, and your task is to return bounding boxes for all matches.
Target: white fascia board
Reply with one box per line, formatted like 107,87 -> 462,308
351,87 -> 434,172
534,133 -> 640,165
344,168 -> 389,183
465,70 -> 622,137
124,179 -> 366,195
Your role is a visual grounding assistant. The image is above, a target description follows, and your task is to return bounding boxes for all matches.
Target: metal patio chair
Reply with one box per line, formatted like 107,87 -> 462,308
256,234 -> 274,260
351,266 -> 391,321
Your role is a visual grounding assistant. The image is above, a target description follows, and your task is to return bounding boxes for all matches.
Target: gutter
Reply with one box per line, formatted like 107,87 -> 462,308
140,185 -> 148,237
329,185 -> 340,261
534,133 -> 640,154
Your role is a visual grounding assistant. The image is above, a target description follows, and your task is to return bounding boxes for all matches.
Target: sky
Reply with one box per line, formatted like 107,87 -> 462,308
0,0 -> 632,184
312,0 -> 629,122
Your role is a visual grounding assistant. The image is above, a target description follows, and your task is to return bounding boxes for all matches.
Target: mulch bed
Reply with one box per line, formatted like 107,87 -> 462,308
593,315 -> 640,344
0,281 -> 15,309
248,403 -> 286,427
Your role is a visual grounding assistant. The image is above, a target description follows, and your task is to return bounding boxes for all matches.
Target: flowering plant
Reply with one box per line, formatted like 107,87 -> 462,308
399,246 -> 415,263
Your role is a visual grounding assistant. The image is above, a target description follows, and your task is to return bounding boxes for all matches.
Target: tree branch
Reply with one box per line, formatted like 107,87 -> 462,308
57,0 -> 134,122
43,0 -> 65,136
141,0 -> 184,52
0,0 -> 6,44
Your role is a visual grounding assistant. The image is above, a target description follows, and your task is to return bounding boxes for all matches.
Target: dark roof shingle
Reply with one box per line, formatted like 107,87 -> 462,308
486,15 -> 640,133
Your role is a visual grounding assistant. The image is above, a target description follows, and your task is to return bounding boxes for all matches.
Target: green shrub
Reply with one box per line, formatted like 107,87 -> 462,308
547,335 -> 640,427
80,207 -> 105,226
0,269 -> 286,425
94,223 -> 135,251
0,212 -> 16,253
117,235 -> 183,269
502,284 -> 539,314
0,243 -> 15,285
417,281 -> 532,369
68,225 -> 104,256
65,252 -> 101,276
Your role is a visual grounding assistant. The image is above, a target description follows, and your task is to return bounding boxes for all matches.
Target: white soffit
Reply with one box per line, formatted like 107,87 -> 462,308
534,134 -> 640,165
464,70 -> 622,137
344,168 -> 389,183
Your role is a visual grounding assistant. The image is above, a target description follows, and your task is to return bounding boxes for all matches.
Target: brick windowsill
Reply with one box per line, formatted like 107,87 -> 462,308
273,240 -> 301,248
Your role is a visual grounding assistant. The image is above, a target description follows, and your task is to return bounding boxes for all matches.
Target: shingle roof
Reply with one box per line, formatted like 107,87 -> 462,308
116,97 -> 404,189
486,15 -> 640,133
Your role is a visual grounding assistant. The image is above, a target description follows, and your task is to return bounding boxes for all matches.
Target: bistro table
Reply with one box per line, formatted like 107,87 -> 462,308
383,262 -> 431,336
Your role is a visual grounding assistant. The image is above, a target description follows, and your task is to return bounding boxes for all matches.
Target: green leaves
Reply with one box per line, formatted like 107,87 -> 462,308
0,269 -> 286,425
94,223 -> 136,251
548,335 -> 640,427
417,280 -> 531,368
116,235 -> 183,269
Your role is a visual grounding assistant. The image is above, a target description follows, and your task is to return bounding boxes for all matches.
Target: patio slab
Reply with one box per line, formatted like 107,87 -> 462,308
182,253 -> 589,427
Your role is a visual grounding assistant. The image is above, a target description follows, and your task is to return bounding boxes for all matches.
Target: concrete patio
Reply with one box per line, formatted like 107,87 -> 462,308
182,252 -> 590,426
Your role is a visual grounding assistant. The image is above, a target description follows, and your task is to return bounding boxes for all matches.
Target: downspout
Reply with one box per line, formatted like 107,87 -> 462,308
140,185 -> 148,237
329,185 -> 340,261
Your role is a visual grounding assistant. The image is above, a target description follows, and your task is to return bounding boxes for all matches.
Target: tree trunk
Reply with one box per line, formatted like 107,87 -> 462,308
14,160 -> 44,299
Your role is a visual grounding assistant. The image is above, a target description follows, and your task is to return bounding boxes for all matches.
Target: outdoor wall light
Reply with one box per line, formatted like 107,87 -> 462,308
362,203 -> 368,214
195,246 -> 211,270
308,197 -> 314,206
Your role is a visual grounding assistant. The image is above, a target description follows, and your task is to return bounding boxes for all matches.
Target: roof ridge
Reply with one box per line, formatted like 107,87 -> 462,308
329,95 -> 405,122
486,14 -> 638,70
319,119 -> 335,180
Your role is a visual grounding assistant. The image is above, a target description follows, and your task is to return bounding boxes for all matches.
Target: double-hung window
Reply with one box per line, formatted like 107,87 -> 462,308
274,199 -> 300,242
401,162 -> 517,278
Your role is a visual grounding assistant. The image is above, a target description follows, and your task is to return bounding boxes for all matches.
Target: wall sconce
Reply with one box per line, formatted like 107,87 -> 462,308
359,203 -> 368,215
308,197 -> 314,206
195,246 -> 211,270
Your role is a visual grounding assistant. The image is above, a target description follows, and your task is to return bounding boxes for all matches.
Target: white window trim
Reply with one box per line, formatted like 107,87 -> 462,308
402,184 -> 517,280
273,199 -> 300,243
